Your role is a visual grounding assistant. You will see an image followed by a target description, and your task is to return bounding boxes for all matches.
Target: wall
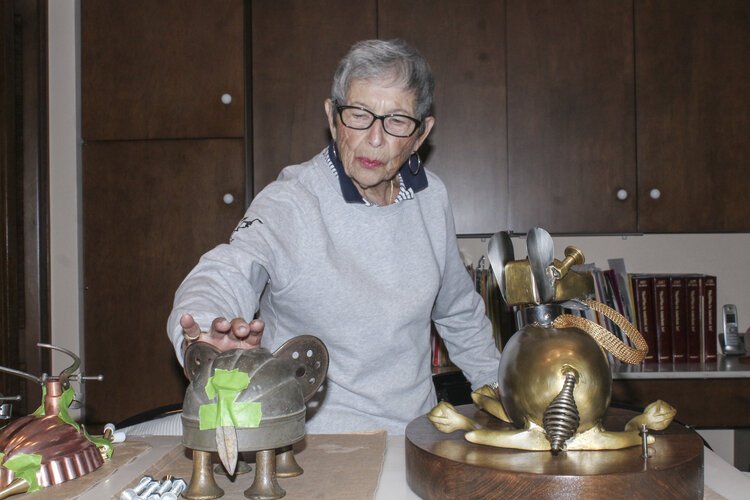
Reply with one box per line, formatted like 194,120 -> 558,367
48,0 -> 82,380
49,0 -> 748,462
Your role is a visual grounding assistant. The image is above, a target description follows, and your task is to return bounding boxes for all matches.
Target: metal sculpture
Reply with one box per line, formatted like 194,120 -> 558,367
181,335 -> 328,500
429,228 -> 676,453
0,344 -> 107,498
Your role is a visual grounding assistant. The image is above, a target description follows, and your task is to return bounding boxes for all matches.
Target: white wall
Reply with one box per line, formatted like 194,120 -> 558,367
48,0 -> 82,379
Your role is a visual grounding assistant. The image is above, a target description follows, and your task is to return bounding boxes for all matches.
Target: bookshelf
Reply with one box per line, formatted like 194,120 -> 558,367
612,358 -> 750,380
611,357 -> 750,429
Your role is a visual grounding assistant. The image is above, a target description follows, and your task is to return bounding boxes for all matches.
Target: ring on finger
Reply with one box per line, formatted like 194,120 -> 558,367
183,330 -> 201,342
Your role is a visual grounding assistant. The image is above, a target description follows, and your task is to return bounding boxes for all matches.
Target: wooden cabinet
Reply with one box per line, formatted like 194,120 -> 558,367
250,0 -> 375,194
78,0 -> 750,425
506,0 -> 637,234
81,0 -> 244,140
82,140 -> 244,424
81,0 -> 246,425
634,0 -> 750,233
251,1 -> 508,235
505,0 -> 750,235
379,0 -> 508,235
251,1 -> 749,236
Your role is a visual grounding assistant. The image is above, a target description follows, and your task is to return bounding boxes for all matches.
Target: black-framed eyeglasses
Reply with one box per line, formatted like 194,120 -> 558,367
335,104 -> 421,138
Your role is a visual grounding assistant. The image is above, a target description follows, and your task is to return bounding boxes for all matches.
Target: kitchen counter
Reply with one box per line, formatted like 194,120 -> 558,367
55,434 -> 750,500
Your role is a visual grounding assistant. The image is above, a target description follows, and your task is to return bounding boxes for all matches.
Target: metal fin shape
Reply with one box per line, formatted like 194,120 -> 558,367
215,425 -> 238,476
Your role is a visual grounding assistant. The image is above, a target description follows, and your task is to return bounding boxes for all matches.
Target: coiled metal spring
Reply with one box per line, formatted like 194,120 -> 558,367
542,370 -> 580,455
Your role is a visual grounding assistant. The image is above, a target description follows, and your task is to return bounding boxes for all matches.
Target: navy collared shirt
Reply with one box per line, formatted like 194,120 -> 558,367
326,141 -> 428,205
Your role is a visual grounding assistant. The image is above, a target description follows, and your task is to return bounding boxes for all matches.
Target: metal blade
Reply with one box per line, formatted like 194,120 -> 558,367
487,231 -> 515,302
216,425 -> 238,476
526,227 -> 556,303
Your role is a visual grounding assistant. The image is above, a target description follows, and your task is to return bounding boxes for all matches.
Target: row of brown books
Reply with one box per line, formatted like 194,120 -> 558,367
630,273 -> 717,364
570,265 -> 718,365
431,258 -> 718,368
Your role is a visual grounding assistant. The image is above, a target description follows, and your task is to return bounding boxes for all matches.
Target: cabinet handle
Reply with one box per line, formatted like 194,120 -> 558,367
616,189 -> 628,201
221,93 -> 233,105
649,188 -> 661,200
223,193 -> 235,205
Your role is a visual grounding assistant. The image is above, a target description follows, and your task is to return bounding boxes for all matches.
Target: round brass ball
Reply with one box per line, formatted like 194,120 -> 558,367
498,324 -> 612,432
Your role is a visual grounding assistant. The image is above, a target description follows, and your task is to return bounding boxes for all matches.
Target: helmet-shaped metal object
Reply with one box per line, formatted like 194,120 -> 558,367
181,335 -> 328,500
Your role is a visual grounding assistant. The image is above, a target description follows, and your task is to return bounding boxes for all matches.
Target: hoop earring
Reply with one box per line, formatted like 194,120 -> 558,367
331,142 -> 339,159
408,151 -> 422,175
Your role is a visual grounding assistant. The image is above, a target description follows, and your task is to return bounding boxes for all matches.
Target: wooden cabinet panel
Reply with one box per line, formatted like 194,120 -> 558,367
81,0 -> 244,140
507,0 -> 637,234
612,378 -> 750,429
250,0 -> 376,194
635,0 -> 750,232
83,139 -> 245,425
379,0 -> 508,235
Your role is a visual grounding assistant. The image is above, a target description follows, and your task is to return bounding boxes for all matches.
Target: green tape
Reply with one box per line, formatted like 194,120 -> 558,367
57,387 -> 80,431
31,386 -> 46,416
31,386 -> 80,430
199,369 -> 262,430
2,453 -> 42,492
83,426 -> 113,459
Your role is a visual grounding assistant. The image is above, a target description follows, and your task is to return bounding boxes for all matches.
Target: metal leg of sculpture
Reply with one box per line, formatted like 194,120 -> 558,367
275,445 -> 303,478
0,478 -> 29,500
184,449 -> 225,500
244,449 -> 285,500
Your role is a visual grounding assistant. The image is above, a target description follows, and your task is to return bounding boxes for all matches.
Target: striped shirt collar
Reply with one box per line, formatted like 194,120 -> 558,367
326,141 -> 428,205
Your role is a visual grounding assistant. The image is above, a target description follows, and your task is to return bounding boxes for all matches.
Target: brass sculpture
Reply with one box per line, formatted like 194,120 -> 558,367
181,335 -> 328,500
429,228 -> 676,453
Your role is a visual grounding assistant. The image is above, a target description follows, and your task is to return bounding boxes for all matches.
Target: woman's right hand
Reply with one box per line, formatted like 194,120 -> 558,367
180,313 -> 264,353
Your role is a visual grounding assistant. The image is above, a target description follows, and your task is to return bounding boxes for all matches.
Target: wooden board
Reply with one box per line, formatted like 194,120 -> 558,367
406,405 -> 704,499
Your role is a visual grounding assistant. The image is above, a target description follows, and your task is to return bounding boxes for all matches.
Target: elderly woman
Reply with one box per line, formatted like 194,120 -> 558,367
167,39 -> 501,434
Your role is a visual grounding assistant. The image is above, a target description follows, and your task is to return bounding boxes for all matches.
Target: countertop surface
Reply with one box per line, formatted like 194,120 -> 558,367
59,433 -> 750,500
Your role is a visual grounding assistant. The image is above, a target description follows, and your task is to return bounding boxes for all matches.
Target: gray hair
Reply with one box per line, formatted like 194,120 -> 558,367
331,39 -> 435,122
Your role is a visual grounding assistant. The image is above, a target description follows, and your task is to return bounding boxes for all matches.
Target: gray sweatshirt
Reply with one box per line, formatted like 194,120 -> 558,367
168,147 -> 501,434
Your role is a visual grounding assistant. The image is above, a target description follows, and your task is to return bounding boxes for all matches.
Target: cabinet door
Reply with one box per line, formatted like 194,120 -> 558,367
250,0 -> 376,194
379,0 -> 508,235
83,139 -> 245,425
635,0 -> 750,232
81,0 -> 244,140
507,0 -> 637,234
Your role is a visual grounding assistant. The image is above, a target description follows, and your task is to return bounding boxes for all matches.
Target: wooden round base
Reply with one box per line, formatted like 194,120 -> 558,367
405,405 -> 704,499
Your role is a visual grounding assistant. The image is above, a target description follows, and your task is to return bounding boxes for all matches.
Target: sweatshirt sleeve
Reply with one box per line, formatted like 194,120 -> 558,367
431,195 -> 502,390
166,176 -> 306,365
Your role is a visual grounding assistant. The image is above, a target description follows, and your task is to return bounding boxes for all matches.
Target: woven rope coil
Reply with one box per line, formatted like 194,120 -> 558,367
552,298 -> 648,365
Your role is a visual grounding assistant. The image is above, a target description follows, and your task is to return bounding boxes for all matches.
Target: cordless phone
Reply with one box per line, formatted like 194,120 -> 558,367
721,304 -> 745,355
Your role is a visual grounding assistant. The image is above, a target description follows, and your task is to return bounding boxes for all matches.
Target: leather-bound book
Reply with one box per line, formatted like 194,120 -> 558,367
653,275 -> 673,363
631,274 -> 657,363
669,275 -> 688,362
702,275 -> 718,361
